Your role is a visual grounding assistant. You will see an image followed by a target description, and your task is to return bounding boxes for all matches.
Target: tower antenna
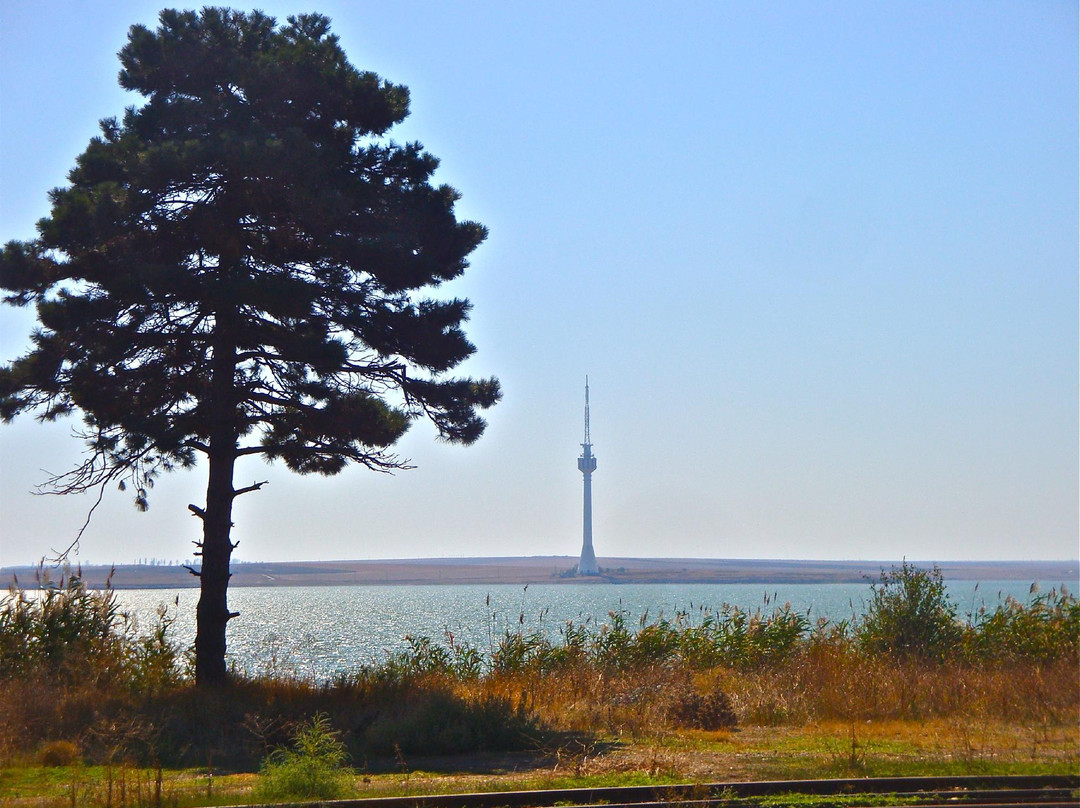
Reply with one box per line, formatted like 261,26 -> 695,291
584,376 -> 591,445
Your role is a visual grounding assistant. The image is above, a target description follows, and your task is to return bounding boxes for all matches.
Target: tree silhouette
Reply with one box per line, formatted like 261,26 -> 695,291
0,8 -> 499,685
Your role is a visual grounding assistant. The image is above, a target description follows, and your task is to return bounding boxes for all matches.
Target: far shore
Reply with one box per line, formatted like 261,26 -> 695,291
2,556 -> 1075,590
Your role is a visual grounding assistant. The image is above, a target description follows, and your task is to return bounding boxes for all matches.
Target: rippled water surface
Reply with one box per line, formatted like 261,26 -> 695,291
108,579 -> 1063,679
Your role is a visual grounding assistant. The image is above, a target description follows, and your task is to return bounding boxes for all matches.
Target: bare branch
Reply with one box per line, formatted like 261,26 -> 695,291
45,481 -> 106,564
182,565 -> 201,578
235,348 -> 282,363
39,435 -> 156,564
233,480 -> 268,497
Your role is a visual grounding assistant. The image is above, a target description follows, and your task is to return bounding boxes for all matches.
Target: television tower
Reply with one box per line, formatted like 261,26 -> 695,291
577,378 -> 599,575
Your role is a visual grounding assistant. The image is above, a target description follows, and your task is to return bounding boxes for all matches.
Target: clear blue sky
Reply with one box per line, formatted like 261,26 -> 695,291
1,1 -> 1076,566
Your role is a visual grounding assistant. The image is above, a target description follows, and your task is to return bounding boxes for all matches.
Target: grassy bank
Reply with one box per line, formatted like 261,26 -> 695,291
1,564 -> 1076,806
2,721 -> 1077,808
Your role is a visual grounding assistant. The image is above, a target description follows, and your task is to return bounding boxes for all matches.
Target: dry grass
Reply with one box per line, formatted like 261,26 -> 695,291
2,617 -> 1075,773
2,566 -> 1077,805
463,652 -> 1078,740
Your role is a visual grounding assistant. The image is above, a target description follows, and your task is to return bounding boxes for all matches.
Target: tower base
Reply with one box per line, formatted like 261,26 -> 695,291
578,545 -> 599,575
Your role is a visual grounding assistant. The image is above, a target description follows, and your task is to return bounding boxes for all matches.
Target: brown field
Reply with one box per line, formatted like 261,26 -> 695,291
2,556 -> 1075,589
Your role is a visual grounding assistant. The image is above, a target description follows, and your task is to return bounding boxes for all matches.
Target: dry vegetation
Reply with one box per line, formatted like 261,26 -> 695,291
1,563 -> 1077,806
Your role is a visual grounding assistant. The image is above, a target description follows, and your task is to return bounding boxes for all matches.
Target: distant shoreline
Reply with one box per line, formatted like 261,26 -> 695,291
2,556 -> 1076,590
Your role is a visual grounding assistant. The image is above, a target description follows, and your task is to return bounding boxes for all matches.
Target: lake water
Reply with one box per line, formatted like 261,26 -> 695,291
106,579 -> 1068,680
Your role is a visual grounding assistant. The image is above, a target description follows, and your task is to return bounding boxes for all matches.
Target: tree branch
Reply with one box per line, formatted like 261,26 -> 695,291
233,480 -> 268,497
45,482 -> 107,564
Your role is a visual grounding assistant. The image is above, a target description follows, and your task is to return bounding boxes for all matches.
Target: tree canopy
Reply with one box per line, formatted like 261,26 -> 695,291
0,7 -> 499,684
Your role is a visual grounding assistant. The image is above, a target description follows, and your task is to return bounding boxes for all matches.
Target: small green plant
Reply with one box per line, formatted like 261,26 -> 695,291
255,712 -> 352,801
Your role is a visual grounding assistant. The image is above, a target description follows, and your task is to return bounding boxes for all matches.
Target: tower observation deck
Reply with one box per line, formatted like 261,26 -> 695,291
577,378 -> 599,575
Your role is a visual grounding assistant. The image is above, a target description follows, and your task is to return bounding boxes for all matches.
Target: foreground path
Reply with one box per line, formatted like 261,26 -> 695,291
236,775 -> 1078,808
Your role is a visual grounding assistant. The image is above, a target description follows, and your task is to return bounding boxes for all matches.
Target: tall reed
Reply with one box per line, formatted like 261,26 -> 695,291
1,563 -> 1076,768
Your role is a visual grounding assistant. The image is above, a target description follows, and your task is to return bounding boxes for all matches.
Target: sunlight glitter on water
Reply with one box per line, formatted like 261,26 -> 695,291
106,579 -> 1061,680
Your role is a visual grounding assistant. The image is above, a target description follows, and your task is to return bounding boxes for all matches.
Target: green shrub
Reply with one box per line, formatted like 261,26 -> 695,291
490,629 -> 549,673
256,713 -> 351,801
750,603 -> 811,664
591,608 -> 636,669
858,562 -> 962,661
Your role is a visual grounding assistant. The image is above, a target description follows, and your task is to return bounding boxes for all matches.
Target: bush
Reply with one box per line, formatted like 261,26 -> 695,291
256,713 -> 351,801
1,568 -> 1075,770
362,684 -> 542,756
37,739 -> 81,766
666,683 -> 737,730
859,562 -> 962,661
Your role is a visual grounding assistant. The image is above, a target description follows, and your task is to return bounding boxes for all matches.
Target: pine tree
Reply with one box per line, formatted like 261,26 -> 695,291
0,8 -> 499,685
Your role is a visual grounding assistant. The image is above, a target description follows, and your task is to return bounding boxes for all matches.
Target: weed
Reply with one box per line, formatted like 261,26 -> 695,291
255,712 -> 351,801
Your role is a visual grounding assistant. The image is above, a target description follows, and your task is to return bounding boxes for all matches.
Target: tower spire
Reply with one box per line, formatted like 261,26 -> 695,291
584,376 -> 591,445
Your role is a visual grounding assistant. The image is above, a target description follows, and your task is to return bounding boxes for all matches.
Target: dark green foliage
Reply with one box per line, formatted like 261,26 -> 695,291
387,633 -> 485,679
380,602 -> 808,682
1,7 -> 498,684
0,6 -> 497,476
396,573 -> 1076,676
674,602 -> 811,669
859,562 -> 964,661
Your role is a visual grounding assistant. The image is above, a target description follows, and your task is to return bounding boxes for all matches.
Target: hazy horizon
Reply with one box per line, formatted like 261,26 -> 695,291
3,553 -> 1077,570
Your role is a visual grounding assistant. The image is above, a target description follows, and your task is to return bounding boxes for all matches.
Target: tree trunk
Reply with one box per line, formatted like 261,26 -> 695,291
195,311 -> 239,686
195,444 -> 237,686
